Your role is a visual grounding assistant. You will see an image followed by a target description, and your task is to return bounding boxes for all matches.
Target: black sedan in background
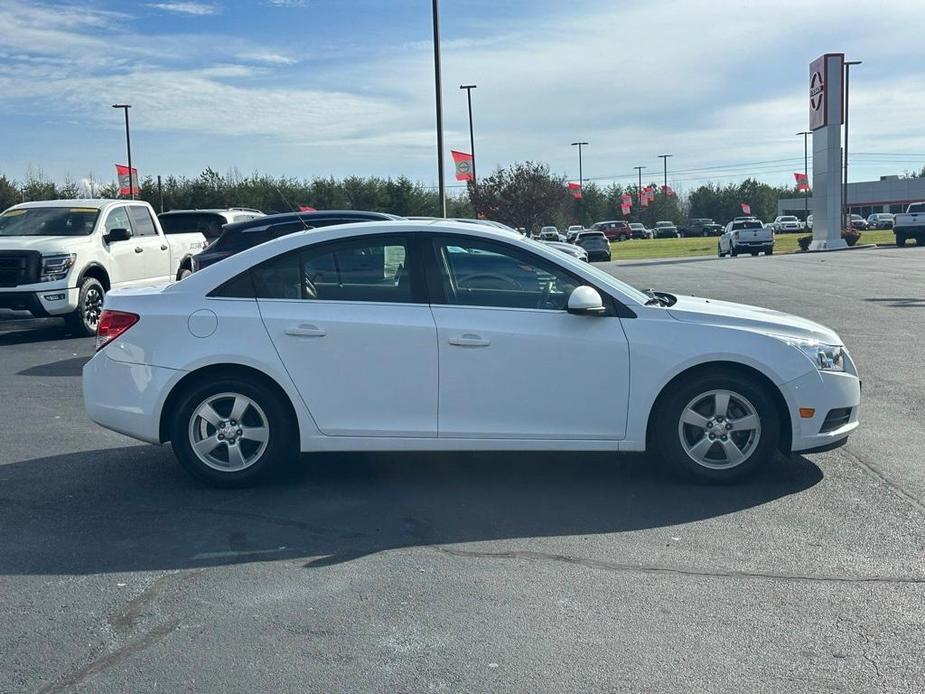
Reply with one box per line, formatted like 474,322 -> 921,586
573,231 -> 612,261
192,210 -> 403,271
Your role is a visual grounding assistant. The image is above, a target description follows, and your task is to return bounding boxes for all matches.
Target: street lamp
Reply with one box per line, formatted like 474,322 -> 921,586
460,84 -> 477,187
431,0 -> 446,218
658,154 -> 672,190
633,165 -> 646,202
570,141 -> 588,190
112,104 -> 134,200
843,60 -> 862,230
795,131 -> 811,218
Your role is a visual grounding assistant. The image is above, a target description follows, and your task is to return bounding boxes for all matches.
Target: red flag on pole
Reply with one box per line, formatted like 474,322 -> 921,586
661,184 -> 675,197
793,172 -> 810,192
645,186 -> 655,203
621,203 -> 631,216
621,193 -> 632,207
740,202 -> 751,215
567,182 -> 583,200
640,193 -> 649,208
451,150 -> 474,181
115,164 -> 138,196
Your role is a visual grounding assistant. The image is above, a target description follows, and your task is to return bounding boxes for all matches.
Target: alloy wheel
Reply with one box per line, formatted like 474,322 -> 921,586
83,287 -> 103,330
677,389 -> 761,470
188,392 -> 270,472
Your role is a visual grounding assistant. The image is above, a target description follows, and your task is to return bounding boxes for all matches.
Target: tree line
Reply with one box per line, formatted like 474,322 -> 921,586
1,165 -> 803,231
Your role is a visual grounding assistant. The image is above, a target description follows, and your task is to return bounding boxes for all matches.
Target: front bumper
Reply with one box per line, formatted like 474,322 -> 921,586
781,369 -> 861,453
0,286 -> 79,316
83,351 -> 182,444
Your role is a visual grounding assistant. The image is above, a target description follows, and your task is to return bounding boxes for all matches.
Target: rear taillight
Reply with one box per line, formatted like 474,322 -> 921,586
95,310 -> 140,351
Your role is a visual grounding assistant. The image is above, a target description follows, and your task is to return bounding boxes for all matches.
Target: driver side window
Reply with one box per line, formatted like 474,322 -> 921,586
105,207 -> 132,233
433,237 -> 580,310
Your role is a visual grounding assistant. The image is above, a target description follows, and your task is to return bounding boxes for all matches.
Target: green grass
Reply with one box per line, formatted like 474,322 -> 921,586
609,229 -> 897,261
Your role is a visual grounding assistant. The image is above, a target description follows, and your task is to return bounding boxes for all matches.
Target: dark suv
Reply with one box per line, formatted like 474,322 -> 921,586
192,210 -> 403,272
680,218 -> 723,237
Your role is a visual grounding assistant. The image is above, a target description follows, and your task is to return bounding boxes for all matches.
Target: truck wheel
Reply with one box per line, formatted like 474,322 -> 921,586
730,248 -> 738,257
178,267 -> 192,280
917,238 -> 925,247
896,233 -> 907,247
717,244 -> 724,258
64,278 -> 105,337
765,248 -> 774,255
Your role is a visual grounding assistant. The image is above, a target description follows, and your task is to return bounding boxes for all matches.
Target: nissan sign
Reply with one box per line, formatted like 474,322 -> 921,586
809,55 -> 826,130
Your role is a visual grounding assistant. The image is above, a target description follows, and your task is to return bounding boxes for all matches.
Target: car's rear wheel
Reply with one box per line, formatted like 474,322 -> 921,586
652,370 -> 780,483
896,233 -> 907,247
170,377 -> 296,487
64,278 -> 104,337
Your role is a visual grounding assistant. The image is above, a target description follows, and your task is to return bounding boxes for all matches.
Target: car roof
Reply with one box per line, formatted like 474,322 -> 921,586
8,198 -> 138,211
160,208 -> 258,215
222,209 -> 404,234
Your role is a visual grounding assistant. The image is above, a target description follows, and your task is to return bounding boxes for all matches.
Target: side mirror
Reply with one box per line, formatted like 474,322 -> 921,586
105,227 -> 132,243
567,286 -> 606,316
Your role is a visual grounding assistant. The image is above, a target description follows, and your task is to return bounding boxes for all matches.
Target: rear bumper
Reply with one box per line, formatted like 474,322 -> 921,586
83,351 -> 182,444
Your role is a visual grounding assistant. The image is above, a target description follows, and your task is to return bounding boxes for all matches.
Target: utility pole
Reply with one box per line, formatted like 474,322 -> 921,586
112,104 -> 134,200
571,141 -> 588,190
796,131 -> 811,218
431,0 -> 447,217
633,165 -> 646,201
157,175 -> 164,213
843,60 -> 862,230
460,84 -> 477,187
658,154 -> 672,190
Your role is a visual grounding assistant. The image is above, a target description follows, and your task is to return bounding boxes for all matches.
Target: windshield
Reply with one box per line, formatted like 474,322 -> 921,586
780,216 -> 797,222
908,204 -> 925,214
159,212 -> 226,239
0,207 -> 100,237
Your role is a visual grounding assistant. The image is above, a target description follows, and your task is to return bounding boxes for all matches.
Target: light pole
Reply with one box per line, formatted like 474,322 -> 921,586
112,104 -> 134,200
658,154 -> 672,190
431,0 -> 447,218
460,84 -> 477,187
843,60 -> 861,230
571,141 -> 588,190
633,165 -> 646,201
796,131 -> 811,218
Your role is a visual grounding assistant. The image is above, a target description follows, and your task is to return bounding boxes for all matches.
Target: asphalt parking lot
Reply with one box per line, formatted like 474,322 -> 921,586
2,247 -> 924,693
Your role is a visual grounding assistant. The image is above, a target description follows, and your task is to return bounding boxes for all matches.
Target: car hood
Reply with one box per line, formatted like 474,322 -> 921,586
0,236 -> 95,253
666,294 -> 841,344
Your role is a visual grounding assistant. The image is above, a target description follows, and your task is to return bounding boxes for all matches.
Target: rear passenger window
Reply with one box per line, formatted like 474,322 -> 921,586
252,237 -> 415,303
128,206 -> 157,237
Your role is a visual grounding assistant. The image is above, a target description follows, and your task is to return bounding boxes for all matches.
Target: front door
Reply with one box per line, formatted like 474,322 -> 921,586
429,236 -> 630,440
256,235 -> 438,437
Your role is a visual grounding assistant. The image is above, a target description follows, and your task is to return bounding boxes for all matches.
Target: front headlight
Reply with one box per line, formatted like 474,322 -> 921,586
40,253 -> 77,283
779,336 -> 846,372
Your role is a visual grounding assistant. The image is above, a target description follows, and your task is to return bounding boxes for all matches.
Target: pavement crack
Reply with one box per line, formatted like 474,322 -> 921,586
840,447 -> 925,514
435,546 -> 925,585
37,619 -> 180,694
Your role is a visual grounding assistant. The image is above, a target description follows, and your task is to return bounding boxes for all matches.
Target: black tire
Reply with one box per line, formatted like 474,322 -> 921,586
717,244 -> 723,258
917,237 -> 925,247
896,233 -> 907,247
177,267 -> 192,280
765,248 -> 774,255
750,251 -> 759,256
169,376 -> 297,487
64,277 -> 105,337
651,369 -> 781,483
730,247 -> 738,257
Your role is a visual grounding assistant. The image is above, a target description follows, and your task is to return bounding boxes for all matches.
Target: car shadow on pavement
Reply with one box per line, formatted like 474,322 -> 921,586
0,319 -> 85,346
0,446 -> 823,576
17,356 -> 91,377
863,297 -> 925,308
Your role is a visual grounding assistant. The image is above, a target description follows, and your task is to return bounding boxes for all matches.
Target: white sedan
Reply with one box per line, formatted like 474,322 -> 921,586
83,221 -> 861,486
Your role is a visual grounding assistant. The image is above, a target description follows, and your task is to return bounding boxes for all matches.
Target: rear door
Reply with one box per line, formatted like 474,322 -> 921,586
126,205 -> 171,284
256,234 -> 438,437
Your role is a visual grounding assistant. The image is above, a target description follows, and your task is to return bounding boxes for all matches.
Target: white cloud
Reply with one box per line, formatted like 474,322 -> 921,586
239,51 -> 299,66
147,2 -> 219,15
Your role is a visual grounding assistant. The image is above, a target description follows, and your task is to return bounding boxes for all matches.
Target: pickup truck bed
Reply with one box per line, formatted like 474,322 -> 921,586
894,203 -> 925,247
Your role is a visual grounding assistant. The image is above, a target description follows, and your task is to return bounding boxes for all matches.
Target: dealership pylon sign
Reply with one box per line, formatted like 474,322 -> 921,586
809,53 -> 846,250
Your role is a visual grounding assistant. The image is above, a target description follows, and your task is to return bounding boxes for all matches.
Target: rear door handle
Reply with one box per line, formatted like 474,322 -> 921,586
448,333 -> 490,347
285,324 -> 326,338
134,247 -> 144,254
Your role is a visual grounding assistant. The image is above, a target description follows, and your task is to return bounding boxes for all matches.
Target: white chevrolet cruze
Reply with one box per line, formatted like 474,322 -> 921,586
83,221 -> 861,486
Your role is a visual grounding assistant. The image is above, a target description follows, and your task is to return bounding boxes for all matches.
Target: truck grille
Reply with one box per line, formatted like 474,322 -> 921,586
0,252 -> 41,287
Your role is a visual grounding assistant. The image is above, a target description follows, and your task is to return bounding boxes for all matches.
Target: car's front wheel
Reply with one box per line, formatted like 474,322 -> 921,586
652,370 -> 780,482
170,377 -> 296,487
896,233 -> 907,247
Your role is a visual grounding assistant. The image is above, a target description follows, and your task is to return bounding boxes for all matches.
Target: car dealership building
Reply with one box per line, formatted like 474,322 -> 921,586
778,175 -> 925,220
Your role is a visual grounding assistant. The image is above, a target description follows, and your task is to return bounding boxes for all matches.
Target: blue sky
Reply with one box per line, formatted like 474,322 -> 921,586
1,0 -> 923,196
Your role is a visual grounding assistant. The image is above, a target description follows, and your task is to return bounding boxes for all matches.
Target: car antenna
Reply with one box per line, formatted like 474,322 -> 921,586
274,186 -> 312,232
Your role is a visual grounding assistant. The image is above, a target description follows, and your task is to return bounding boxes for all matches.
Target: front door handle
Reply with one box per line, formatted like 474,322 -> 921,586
160,244 -> 168,251
134,247 -> 144,254
448,333 -> 490,347
285,324 -> 326,338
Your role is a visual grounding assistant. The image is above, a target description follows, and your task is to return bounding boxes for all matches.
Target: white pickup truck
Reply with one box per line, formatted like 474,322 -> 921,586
0,199 -> 206,335
718,218 -> 774,257
893,202 -> 925,247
